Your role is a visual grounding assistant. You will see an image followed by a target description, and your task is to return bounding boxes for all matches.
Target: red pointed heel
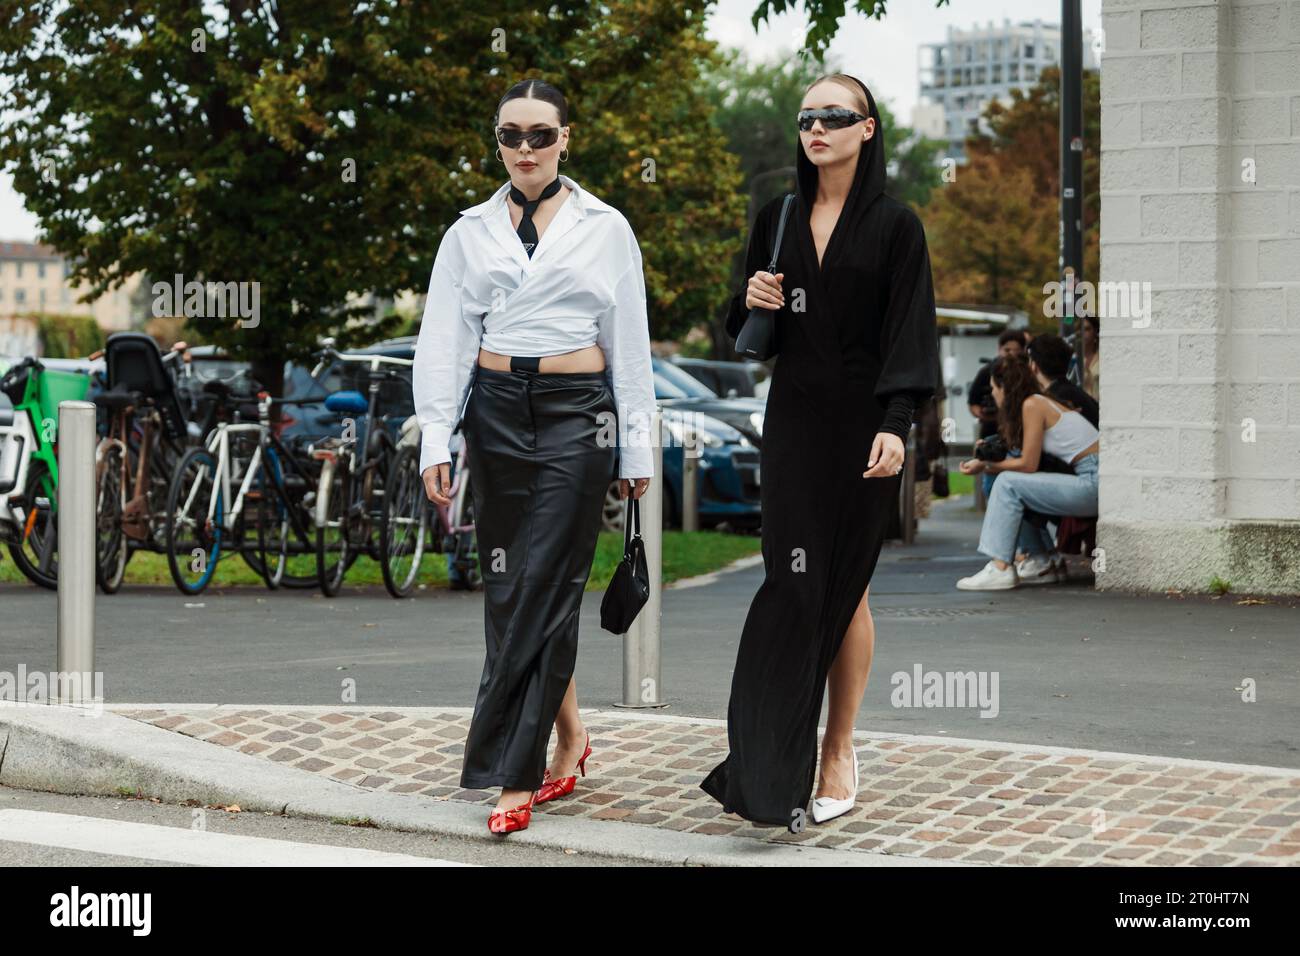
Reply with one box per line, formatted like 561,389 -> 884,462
534,732 -> 592,805
487,792 -> 535,835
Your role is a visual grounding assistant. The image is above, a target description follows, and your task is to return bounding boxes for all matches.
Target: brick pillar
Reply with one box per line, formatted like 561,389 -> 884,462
1098,0 -> 1300,595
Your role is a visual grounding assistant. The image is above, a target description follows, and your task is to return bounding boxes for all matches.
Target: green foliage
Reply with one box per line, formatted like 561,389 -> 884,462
0,0 -> 744,387
36,313 -> 105,358
1209,576 -> 1231,596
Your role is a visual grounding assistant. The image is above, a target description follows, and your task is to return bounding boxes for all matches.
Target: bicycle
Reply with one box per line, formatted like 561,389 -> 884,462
0,356 -> 93,589
307,346 -> 428,597
90,334 -> 193,592
430,431 -> 480,591
163,385 -> 327,594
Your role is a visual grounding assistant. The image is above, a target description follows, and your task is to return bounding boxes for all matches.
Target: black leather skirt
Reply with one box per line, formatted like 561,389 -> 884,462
458,364 -> 618,791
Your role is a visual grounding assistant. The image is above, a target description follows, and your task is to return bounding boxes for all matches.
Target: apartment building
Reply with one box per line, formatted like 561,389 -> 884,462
915,18 -> 1101,160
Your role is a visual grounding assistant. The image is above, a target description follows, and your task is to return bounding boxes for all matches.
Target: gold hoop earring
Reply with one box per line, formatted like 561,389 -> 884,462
560,148 -> 569,163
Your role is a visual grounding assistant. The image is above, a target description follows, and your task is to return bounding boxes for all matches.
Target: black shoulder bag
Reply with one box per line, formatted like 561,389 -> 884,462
734,193 -> 794,361
600,496 -> 650,635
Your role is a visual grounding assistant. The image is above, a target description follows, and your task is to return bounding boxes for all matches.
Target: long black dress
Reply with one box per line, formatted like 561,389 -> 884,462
699,86 -> 941,827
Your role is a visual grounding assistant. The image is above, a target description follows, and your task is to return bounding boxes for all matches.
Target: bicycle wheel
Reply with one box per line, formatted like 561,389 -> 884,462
254,456 -> 291,590
315,456 -> 351,596
448,489 -> 481,592
164,446 -> 222,595
95,441 -> 129,593
7,458 -> 58,590
379,445 -> 428,598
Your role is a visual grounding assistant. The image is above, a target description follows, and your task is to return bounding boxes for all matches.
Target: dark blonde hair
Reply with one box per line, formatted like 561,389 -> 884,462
802,73 -> 872,116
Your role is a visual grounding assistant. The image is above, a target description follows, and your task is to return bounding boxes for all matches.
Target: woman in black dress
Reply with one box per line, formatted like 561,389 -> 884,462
700,73 -> 941,828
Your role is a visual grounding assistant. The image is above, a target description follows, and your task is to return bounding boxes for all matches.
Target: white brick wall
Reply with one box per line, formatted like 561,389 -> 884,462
1100,0 -> 1300,537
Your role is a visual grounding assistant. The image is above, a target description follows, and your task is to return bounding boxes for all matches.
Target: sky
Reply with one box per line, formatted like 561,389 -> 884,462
0,0 -> 1103,244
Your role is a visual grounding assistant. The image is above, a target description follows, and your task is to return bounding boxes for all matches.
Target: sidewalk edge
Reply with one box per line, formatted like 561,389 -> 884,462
0,703 -> 961,868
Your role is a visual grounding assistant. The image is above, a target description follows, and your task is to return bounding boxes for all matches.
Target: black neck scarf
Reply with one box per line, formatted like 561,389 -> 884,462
509,177 -> 562,257
794,77 -> 887,274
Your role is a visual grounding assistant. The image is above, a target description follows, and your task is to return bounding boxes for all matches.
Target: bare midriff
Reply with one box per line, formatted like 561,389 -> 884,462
477,344 -> 605,373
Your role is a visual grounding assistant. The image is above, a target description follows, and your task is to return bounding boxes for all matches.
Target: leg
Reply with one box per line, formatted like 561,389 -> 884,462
818,583 -> 873,800
979,469 -> 1097,568
546,675 -> 589,778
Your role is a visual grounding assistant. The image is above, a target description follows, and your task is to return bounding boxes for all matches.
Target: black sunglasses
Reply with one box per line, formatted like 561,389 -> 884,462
495,126 -> 562,150
796,107 -> 868,132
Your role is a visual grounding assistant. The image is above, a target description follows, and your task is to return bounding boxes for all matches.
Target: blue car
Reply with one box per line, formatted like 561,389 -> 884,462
632,359 -> 761,533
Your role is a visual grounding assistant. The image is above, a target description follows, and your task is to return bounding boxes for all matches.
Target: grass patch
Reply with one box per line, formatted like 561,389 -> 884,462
1,529 -> 763,591
941,469 -> 974,497
589,529 -> 761,589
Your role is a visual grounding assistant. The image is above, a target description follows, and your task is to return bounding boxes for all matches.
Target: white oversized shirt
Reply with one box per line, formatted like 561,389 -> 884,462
412,173 -> 656,480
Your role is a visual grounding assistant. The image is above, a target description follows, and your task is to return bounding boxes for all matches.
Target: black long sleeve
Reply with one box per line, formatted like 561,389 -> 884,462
873,209 -> 940,438
878,392 -> 916,442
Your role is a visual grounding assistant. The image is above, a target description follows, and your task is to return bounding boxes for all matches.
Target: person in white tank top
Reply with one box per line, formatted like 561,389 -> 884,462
955,356 -> 1100,591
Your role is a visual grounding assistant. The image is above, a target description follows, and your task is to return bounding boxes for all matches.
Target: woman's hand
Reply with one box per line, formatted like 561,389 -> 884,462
619,478 -> 650,500
744,270 -> 785,311
422,463 -> 452,506
958,458 -> 985,475
863,432 -> 905,478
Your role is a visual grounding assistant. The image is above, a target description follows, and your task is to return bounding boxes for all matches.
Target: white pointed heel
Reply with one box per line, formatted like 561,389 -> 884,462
811,748 -> 859,824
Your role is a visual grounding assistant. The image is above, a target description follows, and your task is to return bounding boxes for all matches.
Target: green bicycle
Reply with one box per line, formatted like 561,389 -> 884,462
0,356 -> 93,589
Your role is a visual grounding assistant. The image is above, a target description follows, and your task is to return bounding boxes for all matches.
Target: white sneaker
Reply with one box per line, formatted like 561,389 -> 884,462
1015,553 -> 1061,585
811,749 -> 859,824
957,560 -> 1019,590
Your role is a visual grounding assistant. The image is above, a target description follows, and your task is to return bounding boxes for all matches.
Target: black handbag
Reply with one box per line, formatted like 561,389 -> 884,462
600,496 -> 650,635
734,193 -> 795,361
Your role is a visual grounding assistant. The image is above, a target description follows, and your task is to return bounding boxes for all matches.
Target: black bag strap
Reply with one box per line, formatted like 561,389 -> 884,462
765,193 -> 795,273
623,496 -> 642,555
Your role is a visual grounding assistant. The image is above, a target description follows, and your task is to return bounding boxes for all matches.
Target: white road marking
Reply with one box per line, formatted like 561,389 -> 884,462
0,810 -> 471,866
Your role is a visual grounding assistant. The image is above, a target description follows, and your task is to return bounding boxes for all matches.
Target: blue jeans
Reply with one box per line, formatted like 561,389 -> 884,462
977,453 -> 1099,563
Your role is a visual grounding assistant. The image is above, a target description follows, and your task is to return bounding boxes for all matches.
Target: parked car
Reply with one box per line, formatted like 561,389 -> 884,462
669,356 -> 768,399
652,357 -> 765,447
604,359 -> 760,533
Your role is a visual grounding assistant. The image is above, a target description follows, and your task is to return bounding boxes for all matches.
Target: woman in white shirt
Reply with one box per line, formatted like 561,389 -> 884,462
412,79 -> 656,835
955,355 -> 1100,590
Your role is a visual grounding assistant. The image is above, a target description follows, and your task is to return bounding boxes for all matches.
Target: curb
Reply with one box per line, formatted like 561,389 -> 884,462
0,703 -> 960,867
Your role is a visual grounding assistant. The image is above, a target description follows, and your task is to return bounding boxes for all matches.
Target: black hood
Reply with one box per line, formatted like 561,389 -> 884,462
795,75 -> 887,229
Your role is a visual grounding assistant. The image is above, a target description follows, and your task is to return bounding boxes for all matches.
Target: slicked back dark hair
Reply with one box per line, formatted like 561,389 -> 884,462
495,79 -> 568,128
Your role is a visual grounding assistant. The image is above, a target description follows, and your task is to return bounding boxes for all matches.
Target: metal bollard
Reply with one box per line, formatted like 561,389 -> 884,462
681,431 -> 699,533
56,400 -> 96,706
616,408 -> 666,709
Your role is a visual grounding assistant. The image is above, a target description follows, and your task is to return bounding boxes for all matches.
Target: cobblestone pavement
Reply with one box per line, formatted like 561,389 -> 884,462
112,705 -> 1300,866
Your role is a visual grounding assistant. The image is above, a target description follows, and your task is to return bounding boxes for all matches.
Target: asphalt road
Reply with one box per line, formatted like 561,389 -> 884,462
0,786 -> 651,867
3,496 -> 1298,768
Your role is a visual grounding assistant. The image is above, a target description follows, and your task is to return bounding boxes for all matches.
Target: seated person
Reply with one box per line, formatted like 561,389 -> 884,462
1026,333 -> 1099,429
955,355 -> 1100,591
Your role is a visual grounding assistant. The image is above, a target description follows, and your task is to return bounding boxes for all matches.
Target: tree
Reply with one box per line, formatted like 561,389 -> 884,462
0,0 -> 743,395
923,66 -> 1101,324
